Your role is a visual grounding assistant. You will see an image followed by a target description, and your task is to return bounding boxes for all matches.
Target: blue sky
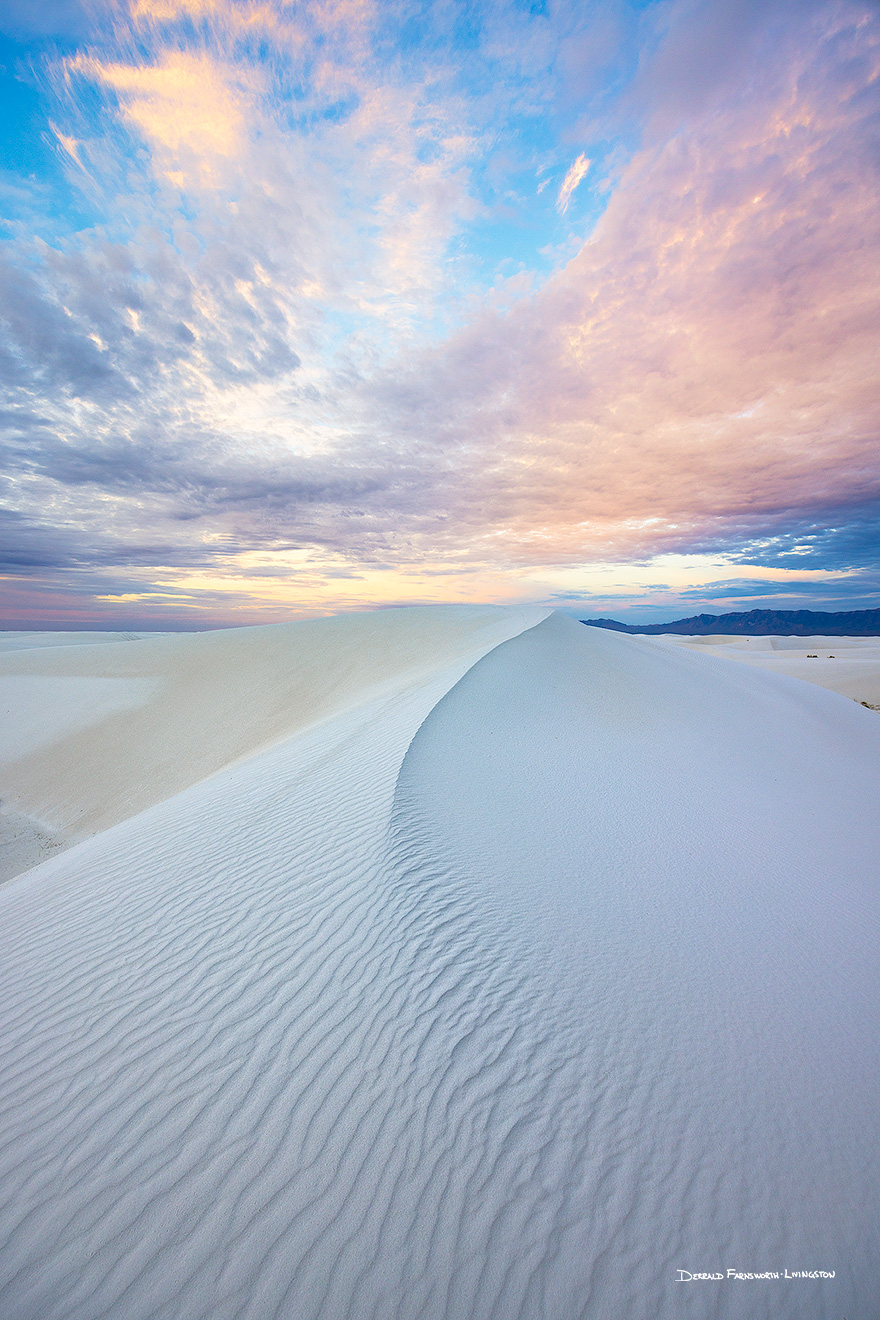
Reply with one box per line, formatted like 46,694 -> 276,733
0,0 -> 878,626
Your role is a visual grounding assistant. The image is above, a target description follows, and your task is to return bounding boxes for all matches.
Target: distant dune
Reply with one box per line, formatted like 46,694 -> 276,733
647,633 -> 880,711
1,608 -> 878,1320
582,606 -> 880,635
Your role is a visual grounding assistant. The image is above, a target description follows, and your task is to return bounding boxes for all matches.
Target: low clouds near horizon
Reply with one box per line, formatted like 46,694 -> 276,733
1,0 -> 878,626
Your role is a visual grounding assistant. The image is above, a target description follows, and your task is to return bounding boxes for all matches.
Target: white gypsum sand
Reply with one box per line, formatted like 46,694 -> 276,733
0,631 -> 159,654
0,608 -> 878,1320
651,632 -> 880,709
0,607 -> 548,851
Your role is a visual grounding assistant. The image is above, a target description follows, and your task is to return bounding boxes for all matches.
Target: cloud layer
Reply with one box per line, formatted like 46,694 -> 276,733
0,0 -> 878,624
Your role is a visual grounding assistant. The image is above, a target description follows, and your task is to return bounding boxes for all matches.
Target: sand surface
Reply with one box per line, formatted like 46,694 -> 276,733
0,631 -> 158,654
652,632 -> 880,708
0,606 -> 546,857
0,608 -> 878,1319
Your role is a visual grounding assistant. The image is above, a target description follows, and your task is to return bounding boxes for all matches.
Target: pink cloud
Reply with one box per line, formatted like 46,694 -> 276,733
364,2 -> 880,568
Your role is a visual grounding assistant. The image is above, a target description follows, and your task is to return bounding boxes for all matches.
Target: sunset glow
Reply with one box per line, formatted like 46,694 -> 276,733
1,0 -> 878,626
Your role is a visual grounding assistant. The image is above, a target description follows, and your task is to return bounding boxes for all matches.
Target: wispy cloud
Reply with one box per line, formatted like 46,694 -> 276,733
68,51 -> 257,185
556,153 -> 591,213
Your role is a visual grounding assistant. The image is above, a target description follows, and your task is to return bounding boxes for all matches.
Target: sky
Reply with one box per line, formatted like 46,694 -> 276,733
0,0 -> 878,628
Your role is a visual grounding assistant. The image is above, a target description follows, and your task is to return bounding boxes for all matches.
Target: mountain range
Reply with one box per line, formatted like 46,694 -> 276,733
581,608 -> 880,636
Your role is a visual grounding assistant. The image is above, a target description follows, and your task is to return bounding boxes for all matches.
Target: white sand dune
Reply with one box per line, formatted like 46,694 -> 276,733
654,632 -> 880,708
0,631 -> 158,654
0,608 -> 878,1319
0,606 -> 547,852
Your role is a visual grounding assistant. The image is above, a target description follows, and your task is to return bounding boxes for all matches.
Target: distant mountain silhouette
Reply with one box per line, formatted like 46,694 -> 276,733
581,608 -> 880,636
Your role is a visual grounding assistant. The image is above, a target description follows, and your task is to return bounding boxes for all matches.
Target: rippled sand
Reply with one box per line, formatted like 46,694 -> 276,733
1,609 -> 878,1319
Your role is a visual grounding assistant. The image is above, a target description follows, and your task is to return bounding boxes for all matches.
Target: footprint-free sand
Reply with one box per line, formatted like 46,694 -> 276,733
1,607 -> 878,1319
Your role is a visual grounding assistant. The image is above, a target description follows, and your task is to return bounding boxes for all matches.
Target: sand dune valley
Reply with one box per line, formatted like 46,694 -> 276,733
1,605 -> 879,1320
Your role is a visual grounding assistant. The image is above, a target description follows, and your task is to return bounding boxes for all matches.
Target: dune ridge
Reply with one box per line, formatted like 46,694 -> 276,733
0,606 -> 548,854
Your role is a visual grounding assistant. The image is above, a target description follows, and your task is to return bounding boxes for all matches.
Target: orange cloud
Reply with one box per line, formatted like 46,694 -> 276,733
131,0 -> 223,18
70,50 -> 257,182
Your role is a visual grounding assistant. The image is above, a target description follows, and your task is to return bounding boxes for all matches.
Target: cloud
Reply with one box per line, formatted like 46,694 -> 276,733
0,249 -> 119,396
353,0 -> 880,567
131,0 -> 227,20
1,0 -> 878,623
0,507 -> 218,574
556,152 -> 591,213
68,50 -> 260,186
629,0 -> 828,134
723,501 -> 880,573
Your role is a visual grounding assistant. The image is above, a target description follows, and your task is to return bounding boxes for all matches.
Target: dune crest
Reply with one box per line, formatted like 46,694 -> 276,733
0,606 -> 549,850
